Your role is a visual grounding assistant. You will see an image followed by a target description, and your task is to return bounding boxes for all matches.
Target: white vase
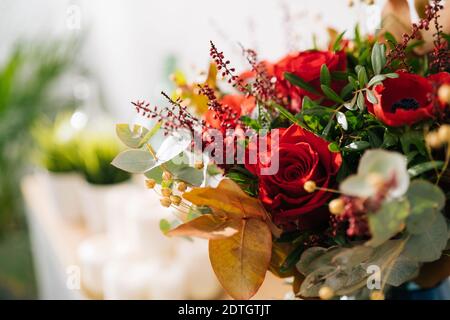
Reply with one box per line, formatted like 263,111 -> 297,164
45,171 -> 84,225
79,181 -> 132,234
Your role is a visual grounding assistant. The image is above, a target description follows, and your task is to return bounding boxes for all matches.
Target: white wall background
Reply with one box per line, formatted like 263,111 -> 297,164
1,0 -> 412,122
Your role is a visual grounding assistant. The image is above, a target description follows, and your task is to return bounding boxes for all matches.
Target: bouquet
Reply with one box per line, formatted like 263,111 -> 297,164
112,0 -> 450,300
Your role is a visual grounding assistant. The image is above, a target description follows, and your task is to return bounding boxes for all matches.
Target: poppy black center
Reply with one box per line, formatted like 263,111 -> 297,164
391,98 -> 420,112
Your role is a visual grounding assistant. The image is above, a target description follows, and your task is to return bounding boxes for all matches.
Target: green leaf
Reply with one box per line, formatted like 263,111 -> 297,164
367,199 -> 410,247
406,180 -> 446,234
404,212 -> 448,262
356,66 -> 368,88
382,130 -> 398,148
384,32 -> 398,48
320,85 -> 345,104
367,75 -> 386,88
111,149 -> 156,174
408,161 -> 444,178
332,31 -> 346,51
344,94 -> 358,111
348,76 -> 359,90
328,142 -> 340,152
356,92 -> 365,111
385,73 -> 399,79
273,103 -> 300,125
285,72 -> 320,95
116,122 -> 161,149
320,64 -> 331,86
366,90 -> 378,104
371,43 -> 386,75
385,255 -> 419,286
343,141 -> 370,152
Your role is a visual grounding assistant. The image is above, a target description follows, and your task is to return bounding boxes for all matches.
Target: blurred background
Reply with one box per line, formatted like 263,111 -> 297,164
0,0 -> 402,299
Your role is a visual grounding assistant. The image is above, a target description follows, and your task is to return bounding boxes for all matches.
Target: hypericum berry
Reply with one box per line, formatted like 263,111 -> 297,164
329,198 -> 345,215
438,125 -> 450,144
426,131 -> 442,149
370,290 -> 385,300
170,195 -> 182,206
161,188 -> 172,197
438,84 -> 450,105
162,171 -> 173,181
304,181 -> 317,193
145,179 -> 156,189
160,197 -> 172,208
194,161 -> 204,170
177,182 -> 187,192
319,286 -> 334,300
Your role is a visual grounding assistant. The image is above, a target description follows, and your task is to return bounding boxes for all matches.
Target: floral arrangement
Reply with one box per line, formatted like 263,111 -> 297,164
113,0 -> 450,300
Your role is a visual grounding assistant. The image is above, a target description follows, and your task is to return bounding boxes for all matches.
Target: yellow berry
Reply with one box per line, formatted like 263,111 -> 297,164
437,125 -> 450,144
160,197 -> 172,208
304,181 -> 317,193
161,187 -> 172,197
177,182 -> 187,192
162,171 -> 172,181
370,290 -> 385,300
170,195 -> 182,206
194,161 -> 204,170
426,131 -> 442,149
329,198 -> 345,215
145,179 -> 156,189
438,84 -> 450,105
319,286 -> 334,300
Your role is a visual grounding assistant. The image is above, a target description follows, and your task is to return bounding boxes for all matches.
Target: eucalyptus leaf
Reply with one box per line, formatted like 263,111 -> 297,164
404,212 -> 448,262
343,141 -> 370,152
367,199 -> 410,247
371,42 -> 383,75
367,75 -> 386,87
112,149 -> 156,174
385,255 -> 420,287
156,134 -> 192,163
406,180 -> 446,234
344,94 -> 358,111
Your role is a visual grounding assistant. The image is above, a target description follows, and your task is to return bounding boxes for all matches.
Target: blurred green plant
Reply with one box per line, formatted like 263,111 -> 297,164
32,113 -> 81,173
0,41 -> 78,236
77,132 -> 131,185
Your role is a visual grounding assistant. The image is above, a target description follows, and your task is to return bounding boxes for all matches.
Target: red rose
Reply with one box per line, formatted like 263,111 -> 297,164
367,72 -> 449,127
273,50 -> 347,113
245,124 -> 342,230
204,95 -> 256,130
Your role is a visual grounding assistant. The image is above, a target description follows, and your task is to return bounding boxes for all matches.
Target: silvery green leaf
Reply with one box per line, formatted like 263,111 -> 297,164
336,111 -> 348,130
367,75 -> 386,87
385,255 -> 419,287
366,90 -> 378,104
384,73 -> 399,79
356,66 -> 368,88
404,212 -> 448,262
112,149 -> 156,174
371,42 -> 383,75
344,94 -> 358,111
357,92 -> 365,111
296,247 -> 327,275
332,246 -> 374,268
116,122 -> 161,149
406,180 -> 446,234
342,141 -> 371,152
367,199 -> 410,247
299,266 -> 336,297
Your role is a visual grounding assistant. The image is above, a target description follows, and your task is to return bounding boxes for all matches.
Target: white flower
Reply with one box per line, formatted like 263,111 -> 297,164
339,149 -> 409,199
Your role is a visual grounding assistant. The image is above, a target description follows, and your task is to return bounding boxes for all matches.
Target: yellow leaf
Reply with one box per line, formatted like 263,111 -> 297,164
183,179 -> 267,219
167,214 -> 241,240
209,218 -> 272,300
